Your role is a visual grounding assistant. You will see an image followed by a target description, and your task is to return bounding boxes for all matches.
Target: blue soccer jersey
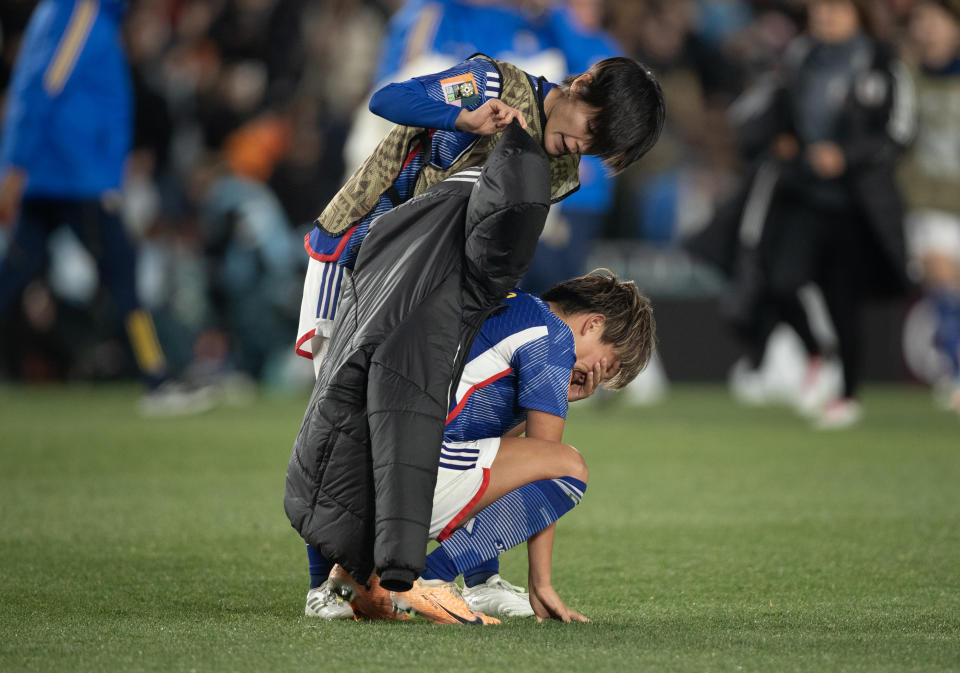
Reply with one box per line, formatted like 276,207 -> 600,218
440,291 -> 575,470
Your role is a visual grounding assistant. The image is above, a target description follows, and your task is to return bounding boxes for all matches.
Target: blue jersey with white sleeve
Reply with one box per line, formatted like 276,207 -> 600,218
306,56 -> 543,272
303,56 -> 554,326
441,291 -> 575,470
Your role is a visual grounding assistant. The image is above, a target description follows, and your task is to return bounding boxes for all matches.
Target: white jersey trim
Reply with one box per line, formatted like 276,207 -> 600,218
451,325 -> 549,405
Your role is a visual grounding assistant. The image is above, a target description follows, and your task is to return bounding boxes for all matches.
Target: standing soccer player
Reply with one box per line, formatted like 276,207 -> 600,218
295,52 -> 664,371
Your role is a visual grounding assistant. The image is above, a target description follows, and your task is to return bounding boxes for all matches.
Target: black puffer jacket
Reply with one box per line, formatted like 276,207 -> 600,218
284,123 -> 550,591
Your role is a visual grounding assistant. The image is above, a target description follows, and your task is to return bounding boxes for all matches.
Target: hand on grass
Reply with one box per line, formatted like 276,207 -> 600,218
455,99 -> 527,135
529,583 -> 589,623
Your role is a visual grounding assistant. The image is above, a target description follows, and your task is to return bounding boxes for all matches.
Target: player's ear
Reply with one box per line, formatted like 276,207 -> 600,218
571,72 -> 593,96
583,313 -> 605,335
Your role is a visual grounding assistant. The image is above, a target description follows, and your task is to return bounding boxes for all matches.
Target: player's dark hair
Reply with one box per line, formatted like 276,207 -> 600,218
563,57 -> 665,174
541,269 -> 656,389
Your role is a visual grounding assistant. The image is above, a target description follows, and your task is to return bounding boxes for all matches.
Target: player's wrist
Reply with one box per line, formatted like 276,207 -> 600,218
454,109 -> 474,133
528,574 -> 552,591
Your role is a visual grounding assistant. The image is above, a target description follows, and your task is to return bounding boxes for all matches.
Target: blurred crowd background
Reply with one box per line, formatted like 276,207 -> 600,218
1,0 -> 959,417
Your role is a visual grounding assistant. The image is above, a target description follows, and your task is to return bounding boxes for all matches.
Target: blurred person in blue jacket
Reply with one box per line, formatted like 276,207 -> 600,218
0,0 -> 208,414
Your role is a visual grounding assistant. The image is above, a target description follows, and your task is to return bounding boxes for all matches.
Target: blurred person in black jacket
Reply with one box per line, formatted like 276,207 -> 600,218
694,0 -> 916,428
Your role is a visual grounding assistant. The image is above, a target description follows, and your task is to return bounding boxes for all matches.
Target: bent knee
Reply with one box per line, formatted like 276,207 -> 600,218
561,444 -> 589,484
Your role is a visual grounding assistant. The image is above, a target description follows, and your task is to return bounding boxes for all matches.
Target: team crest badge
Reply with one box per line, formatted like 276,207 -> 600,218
440,73 -> 481,108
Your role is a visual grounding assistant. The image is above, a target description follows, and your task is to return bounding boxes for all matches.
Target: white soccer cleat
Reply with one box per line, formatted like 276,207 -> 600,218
462,574 -> 535,618
728,358 -> 770,406
304,580 -> 355,620
795,356 -> 841,417
814,398 -> 863,430
138,381 -> 217,417
932,377 -> 960,413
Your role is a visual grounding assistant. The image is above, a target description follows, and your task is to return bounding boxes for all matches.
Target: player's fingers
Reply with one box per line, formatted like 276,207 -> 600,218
491,102 -> 526,129
583,370 -> 595,395
504,109 -> 524,128
502,106 -> 527,128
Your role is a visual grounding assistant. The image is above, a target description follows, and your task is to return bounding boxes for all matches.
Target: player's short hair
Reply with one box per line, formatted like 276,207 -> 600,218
564,57 -> 666,174
541,269 -> 656,390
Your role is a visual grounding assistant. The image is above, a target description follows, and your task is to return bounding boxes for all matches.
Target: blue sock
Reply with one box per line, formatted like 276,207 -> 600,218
424,476 -> 586,582
307,544 -> 334,589
464,557 -> 500,588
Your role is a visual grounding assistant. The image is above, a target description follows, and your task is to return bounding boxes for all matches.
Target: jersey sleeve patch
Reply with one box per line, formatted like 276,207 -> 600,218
417,58 -> 499,111
440,72 -> 481,108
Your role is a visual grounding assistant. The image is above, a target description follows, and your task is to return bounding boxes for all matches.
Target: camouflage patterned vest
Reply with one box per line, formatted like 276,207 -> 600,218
315,55 -> 580,236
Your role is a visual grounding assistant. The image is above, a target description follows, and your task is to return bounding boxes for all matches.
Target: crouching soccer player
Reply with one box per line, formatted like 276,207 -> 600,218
320,270 -> 654,624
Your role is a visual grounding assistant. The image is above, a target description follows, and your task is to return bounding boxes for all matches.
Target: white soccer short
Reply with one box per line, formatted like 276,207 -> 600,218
296,256 -> 350,378
429,437 -> 501,540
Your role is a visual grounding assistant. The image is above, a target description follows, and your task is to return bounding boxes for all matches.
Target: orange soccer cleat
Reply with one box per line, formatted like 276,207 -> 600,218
328,565 -> 409,621
392,578 -> 500,625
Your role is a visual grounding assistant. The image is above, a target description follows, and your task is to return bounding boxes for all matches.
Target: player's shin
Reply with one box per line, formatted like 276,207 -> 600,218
423,476 -> 586,581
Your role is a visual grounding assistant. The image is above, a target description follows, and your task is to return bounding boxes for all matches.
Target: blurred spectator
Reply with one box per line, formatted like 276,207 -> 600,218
189,154 -> 302,380
694,0 -> 916,428
0,0 -> 216,413
899,0 -> 960,413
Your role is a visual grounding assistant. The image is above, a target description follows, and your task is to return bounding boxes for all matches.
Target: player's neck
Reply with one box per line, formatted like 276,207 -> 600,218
543,86 -> 564,120
547,302 -> 584,334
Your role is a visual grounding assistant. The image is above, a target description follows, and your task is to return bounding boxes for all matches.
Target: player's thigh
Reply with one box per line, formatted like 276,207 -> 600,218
476,436 -> 587,512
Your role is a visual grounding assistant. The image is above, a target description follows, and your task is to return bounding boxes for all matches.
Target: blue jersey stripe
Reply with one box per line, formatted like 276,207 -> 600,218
438,461 -> 475,471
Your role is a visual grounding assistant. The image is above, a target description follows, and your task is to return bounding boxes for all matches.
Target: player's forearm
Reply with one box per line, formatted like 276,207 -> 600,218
369,79 -> 461,131
504,421 -> 526,438
524,409 -> 565,442
527,521 -> 556,588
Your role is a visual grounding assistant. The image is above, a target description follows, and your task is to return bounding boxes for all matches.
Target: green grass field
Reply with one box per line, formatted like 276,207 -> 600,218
1,384 -> 958,672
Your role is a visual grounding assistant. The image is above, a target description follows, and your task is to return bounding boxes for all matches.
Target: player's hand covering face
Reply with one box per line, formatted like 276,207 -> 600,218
568,358 -> 611,402
568,312 -> 620,401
